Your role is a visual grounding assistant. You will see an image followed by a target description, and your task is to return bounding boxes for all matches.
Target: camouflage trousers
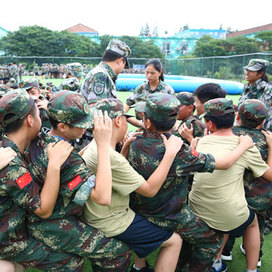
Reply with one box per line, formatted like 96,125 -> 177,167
0,236 -> 83,271
28,215 -> 131,272
264,208 -> 272,235
144,204 -> 223,272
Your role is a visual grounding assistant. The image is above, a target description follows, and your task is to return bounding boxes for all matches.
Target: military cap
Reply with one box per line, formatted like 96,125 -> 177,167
106,39 -> 131,69
176,92 -> 195,106
47,91 -> 93,129
243,59 -> 270,71
66,62 -> 83,78
200,98 -> 235,118
238,99 -> 268,127
0,89 -> 35,126
134,101 -> 146,113
19,78 -> 39,90
144,93 -> 180,121
59,78 -> 80,92
0,84 -> 9,93
95,98 -> 133,119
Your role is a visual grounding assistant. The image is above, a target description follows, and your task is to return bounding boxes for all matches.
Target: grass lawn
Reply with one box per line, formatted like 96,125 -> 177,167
26,77 -> 271,271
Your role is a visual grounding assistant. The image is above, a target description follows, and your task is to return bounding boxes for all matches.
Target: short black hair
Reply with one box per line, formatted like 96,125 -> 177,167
102,50 -> 124,62
204,111 -> 235,129
193,83 -> 226,103
144,113 -> 176,131
49,117 -> 73,130
4,104 -> 37,134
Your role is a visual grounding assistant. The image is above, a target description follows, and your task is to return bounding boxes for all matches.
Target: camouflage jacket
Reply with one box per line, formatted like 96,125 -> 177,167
127,131 -> 215,228
0,136 -> 42,255
25,130 -> 95,223
80,62 -> 117,104
233,126 -> 272,212
238,79 -> 272,131
126,80 -> 175,107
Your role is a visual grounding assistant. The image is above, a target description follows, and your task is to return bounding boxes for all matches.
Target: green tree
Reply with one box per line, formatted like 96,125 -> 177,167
223,36 -> 259,55
0,25 -> 98,58
255,31 -> 272,51
193,36 -> 227,57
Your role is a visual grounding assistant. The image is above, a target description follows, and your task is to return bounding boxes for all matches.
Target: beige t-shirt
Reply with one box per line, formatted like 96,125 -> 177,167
189,135 -> 269,231
82,140 -> 145,237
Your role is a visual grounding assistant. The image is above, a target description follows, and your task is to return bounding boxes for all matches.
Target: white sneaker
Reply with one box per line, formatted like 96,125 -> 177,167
221,251 -> 232,261
240,244 -> 246,255
240,244 -> 261,267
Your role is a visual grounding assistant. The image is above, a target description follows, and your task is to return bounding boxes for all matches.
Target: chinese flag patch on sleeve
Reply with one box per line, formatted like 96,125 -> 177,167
68,175 -> 82,191
16,172 -> 33,189
191,148 -> 199,157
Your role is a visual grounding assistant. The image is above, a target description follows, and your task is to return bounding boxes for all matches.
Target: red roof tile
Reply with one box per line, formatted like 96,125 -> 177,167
65,23 -> 98,33
227,23 -> 272,38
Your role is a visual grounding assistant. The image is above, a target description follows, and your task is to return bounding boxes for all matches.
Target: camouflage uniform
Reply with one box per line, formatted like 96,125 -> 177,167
58,62 -> 83,92
175,92 -> 205,144
26,91 -> 131,272
81,39 -> 131,104
127,93 -> 223,272
238,59 -> 272,131
0,89 -> 83,271
20,78 -> 51,129
126,80 -> 175,108
224,100 -> 272,257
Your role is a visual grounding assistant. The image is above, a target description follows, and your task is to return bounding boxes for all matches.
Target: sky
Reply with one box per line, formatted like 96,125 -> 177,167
1,0 -> 271,36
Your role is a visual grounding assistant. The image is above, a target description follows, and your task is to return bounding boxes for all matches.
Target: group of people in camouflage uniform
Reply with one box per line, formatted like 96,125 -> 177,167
0,38 -> 271,272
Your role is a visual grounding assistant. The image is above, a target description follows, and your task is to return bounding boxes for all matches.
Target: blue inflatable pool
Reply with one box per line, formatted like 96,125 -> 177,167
116,74 -> 243,95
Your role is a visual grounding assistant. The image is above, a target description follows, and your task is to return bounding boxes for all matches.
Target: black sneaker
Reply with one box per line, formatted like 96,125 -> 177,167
130,262 -> 154,272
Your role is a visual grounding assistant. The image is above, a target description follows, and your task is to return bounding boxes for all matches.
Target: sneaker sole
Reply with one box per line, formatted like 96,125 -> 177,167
240,244 -> 246,255
221,254 -> 232,261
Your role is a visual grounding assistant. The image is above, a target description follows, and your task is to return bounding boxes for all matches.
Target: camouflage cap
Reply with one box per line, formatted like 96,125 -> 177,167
106,39 -> 131,69
176,92 -> 195,106
95,98 -> 133,119
47,91 -> 93,129
243,59 -> 270,71
238,99 -> 268,127
200,98 -> 235,118
134,101 -> 146,113
66,62 -> 83,78
144,93 -> 180,121
59,78 -> 80,92
0,84 -> 9,95
19,78 -> 39,90
0,89 -> 35,126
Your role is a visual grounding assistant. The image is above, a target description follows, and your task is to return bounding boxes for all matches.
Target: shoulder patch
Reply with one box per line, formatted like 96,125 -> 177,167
190,148 -> 199,157
94,83 -> 105,95
16,172 -> 33,189
68,175 -> 82,191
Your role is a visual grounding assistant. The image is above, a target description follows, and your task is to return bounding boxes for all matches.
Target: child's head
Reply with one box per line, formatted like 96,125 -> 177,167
143,93 -> 180,132
237,99 -> 268,129
201,98 -> 235,130
47,91 -> 92,140
95,98 -> 132,142
193,83 -> 226,116
176,92 -> 195,121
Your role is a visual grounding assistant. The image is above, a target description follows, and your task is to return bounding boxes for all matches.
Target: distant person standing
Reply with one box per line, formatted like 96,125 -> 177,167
238,59 -> 272,131
125,59 -> 175,112
81,39 -> 131,105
